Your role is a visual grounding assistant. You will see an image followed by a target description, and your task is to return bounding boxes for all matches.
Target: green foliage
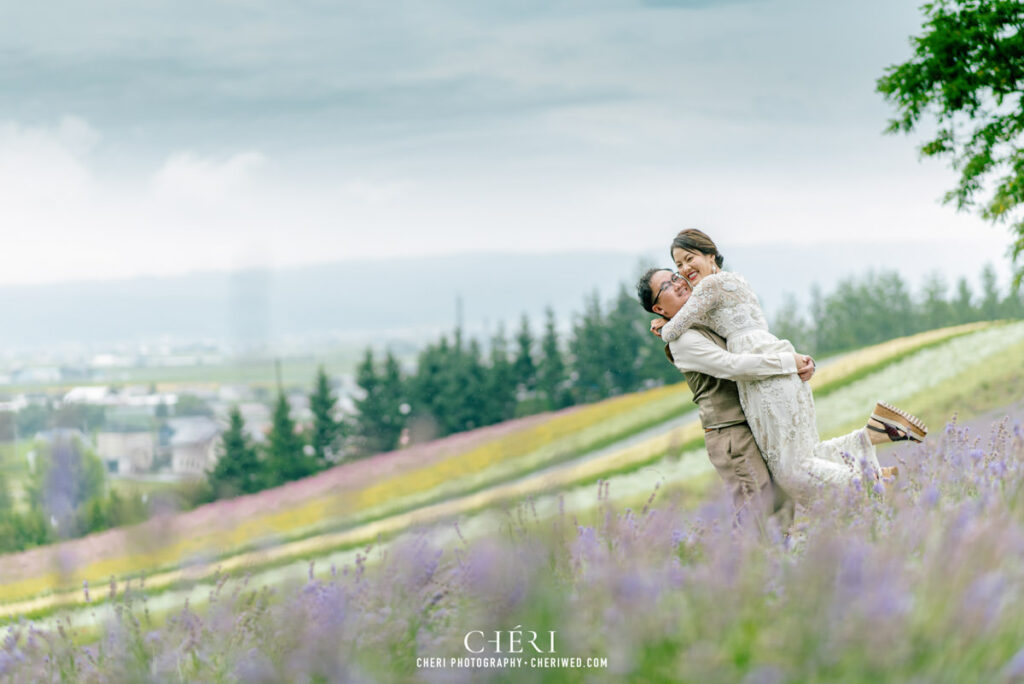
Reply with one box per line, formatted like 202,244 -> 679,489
877,0 -> 1024,284
512,314 -> 538,393
309,367 -> 344,468
0,507 -> 50,553
569,292 -> 611,404
537,307 -> 572,410
25,435 -> 106,537
770,293 -> 812,353
51,403 -> 106,433
352,349 -> 407,457
773,263 -> 1022,356
483,326 -> 517,424
208,406 -> 263,498
604,285 -> 644,395
174,394 -> 214,417
81,489 -> 149,534
16,403 -> 51,439
264,392 -> 316,487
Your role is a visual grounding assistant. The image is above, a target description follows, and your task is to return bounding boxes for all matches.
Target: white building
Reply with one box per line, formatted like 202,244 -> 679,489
167,416 -> 222,476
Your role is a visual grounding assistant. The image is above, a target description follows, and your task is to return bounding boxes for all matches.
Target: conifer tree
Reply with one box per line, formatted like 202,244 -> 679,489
380,350 -> 408,445
604,286 -> 643,395
353,348 -> 407,455
569,292 -> 610,403
485,325 -> 517,423
980,263 -> 1002,319
919,271 -> 952,331
512,314 -> 537,393
953,276 -> 977,324
264,391 -> 313,487
537,307 -> 570,410
309,366 -> 343,467
208,405 -> 261,498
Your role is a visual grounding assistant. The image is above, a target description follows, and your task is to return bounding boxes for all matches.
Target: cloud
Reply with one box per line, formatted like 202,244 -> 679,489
152,150 -> 267,203
0,116 -> 98,203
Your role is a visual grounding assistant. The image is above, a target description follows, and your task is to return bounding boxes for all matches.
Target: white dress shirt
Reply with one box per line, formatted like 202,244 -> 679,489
667,329 -> 798,380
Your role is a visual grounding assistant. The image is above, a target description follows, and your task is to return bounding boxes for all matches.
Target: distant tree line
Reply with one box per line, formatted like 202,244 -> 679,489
209,264 -> 1024,504
208,288 -> 679,501
3,263 -> 1018,550
772,264 -> 1024,356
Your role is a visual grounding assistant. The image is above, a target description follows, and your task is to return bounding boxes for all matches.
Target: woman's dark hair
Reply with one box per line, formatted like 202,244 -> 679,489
671,228 -> 724,269
636,267 -> 672,315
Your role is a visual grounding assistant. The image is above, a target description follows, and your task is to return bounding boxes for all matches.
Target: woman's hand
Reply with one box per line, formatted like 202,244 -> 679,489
650,318 -> 667,338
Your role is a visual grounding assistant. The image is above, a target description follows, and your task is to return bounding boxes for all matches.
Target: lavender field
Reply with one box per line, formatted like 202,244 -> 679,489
1,405 -> 1021,683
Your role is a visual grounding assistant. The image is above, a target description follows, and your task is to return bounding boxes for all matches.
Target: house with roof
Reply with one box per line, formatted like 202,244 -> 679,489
166,416 -> 223,476
95,407 -> 157,474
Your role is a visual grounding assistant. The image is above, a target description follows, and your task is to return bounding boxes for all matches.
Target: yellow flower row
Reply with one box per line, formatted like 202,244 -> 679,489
0,384 -> 693,605
0,323 -> 993,609
809,321 -> 992,391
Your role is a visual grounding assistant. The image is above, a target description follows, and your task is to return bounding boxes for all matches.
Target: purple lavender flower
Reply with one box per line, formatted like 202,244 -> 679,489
1002,647 -> 1024,679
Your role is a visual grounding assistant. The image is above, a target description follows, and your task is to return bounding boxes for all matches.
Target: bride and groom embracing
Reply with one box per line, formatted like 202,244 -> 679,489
637,229 -> 928,525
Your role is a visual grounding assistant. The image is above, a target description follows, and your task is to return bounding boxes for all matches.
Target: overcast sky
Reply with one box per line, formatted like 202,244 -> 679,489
0,0 -> 1014,286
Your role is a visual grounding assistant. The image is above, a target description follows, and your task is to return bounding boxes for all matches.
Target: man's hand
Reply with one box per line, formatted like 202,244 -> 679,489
794,353 -> 815,382
650,318 -> 667,338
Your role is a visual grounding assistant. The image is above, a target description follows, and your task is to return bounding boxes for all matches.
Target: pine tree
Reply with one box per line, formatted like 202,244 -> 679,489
512,315 -> 537,393
455,339 -> 488,431
208,405 -> 261,498
953,276 -> 978,324
569,292 -> 610,403
380,351 -> 408,445
919,271 -> 952,331
604,286 -> 643,396
309,366 -> 343,468
353,349 -> 407,455
409,338 -> 447,441
484,325 -> 517,423
264,391 -> 314,487
537,307 -> 570,410
980,263 -> 1002,320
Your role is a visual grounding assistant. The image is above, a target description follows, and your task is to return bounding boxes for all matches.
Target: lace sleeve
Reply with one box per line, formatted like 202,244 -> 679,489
660,272 -> 731,342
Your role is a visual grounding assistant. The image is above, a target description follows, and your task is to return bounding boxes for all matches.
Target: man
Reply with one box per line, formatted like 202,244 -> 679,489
636,268 -> 814,528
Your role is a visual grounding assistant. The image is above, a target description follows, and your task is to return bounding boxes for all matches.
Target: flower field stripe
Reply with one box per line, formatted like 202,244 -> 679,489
0,323 -> 1005,615
0,420 -> 707,620
808,321 -> 993,396
0,385 -> 693,607
825,335 -> 1024,442
814,322 -> 1024,438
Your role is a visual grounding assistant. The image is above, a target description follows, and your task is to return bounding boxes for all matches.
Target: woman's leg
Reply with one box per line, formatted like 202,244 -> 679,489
739,376 -> 876,506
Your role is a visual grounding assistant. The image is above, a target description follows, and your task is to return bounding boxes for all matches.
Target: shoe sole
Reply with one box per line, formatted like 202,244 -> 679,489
872,402 -> 927,442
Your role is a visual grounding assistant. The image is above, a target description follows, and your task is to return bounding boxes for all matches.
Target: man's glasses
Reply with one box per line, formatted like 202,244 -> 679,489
652,272 -> 684,308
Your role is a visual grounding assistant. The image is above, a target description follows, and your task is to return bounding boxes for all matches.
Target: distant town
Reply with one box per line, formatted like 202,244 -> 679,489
0,341 -> 364,482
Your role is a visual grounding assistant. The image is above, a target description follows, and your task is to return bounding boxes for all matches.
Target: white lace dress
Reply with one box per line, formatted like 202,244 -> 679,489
660,271 -> 879,505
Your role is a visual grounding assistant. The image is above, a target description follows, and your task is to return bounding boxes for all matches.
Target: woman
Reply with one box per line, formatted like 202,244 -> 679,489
653,229 -> 926,505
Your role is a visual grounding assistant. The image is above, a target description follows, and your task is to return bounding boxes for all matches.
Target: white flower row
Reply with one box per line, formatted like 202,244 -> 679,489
814,321 -> 1024,435
574,322 -> 1024,509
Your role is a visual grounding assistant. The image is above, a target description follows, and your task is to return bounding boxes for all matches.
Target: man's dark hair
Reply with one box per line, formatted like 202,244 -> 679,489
636,267 -> 672,315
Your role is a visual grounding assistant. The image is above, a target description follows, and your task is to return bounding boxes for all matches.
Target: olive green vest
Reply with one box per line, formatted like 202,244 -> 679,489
666,326 -> 746,429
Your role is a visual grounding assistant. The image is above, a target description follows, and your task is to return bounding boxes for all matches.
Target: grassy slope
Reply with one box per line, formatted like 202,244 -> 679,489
830,337 -> 1024,441
46,331 -> 1024,634
0,323 -> 1015,620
